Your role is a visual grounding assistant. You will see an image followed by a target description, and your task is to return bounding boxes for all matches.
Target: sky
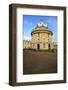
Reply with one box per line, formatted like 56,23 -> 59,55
23,15 -> 57,42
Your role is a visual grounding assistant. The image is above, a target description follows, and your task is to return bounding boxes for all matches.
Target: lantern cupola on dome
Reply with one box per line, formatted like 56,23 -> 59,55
37,19 -> 48,28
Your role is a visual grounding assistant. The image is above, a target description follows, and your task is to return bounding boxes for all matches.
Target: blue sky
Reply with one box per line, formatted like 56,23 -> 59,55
23,15 -> 57,42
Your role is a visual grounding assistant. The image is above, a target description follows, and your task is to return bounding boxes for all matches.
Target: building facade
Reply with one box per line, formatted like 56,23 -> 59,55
23,20 -> 54,50
31,20 -> 53,50
23,40 -> 31,49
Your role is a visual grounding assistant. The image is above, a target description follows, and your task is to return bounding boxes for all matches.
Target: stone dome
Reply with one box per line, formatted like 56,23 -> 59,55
31,19 -> 53,36
34,20 -> 48,31
37,20 -> 48,27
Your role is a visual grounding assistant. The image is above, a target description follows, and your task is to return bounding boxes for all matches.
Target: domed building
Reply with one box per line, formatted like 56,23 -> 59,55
31,20 -> 53,50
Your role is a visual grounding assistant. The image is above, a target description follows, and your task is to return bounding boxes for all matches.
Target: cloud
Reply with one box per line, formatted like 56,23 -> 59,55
23,36 -> 31,40
24,20 -> 33,27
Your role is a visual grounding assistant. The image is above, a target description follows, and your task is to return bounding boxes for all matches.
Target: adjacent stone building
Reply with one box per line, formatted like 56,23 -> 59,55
23,40 -> 31,49
23,20 -> 54,50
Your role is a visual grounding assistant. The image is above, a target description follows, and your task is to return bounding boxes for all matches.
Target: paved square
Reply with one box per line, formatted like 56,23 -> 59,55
23,50 -> 57,74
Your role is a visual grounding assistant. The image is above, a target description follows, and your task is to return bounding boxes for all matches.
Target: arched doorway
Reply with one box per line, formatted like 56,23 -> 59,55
37,44 -> 40,50
48,44 -> 51,50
